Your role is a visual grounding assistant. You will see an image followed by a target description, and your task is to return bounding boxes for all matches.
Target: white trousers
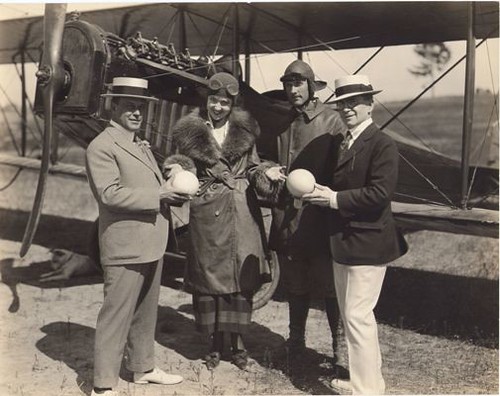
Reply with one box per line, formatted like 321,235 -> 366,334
333,262 -> 387,395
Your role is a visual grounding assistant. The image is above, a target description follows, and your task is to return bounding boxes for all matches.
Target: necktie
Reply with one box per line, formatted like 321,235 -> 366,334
338,131 -> 352,161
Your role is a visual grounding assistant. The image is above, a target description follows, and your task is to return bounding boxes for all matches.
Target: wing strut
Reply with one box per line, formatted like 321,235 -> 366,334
460,1 -> 476,209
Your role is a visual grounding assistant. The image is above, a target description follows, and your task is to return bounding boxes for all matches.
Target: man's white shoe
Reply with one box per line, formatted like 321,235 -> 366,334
330,378 -> 353,395
90,390 -> 116,396
133,367 -> 184,385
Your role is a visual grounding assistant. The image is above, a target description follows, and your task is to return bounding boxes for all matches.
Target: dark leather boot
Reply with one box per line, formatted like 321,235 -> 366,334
325,297 -> 341,364
287,294 -> 310,353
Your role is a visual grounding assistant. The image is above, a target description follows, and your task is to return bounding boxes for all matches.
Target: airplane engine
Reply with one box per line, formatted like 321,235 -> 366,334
32,12 -> 209,149
34,16 -> 109,116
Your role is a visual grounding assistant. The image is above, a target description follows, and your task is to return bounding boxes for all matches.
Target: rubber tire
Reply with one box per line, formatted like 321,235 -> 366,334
252,250 -> 280,310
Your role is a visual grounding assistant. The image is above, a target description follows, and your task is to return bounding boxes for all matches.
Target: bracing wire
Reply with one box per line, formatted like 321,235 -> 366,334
154,10 -> 179,42
463,37 -> 499,207
187,12 -> 213,60
398,153 -> 457,208
354,46 -> 385,75
393,192 -> 451,207
143,36 -> 359,81
0,81 -> 42,147
254,55 -> 268,91
211,7 -> 231,60
0,168 -> 23,191
466,103 -> 497,206
0,100 -> 21,155
312,43 -> 463,204
138,32 -> 459,206
0,144 -> 40,192
166,14 -> 178,44
13,60 -> 44,140
484,39 -> 499,121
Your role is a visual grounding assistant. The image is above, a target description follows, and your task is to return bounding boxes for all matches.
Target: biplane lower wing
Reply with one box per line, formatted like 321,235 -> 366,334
0,151 -> 497,238
392,202 -> 498,238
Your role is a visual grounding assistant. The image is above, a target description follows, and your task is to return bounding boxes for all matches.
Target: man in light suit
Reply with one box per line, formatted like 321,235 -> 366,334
303,75 -> 408,394
86,77 -> 189,396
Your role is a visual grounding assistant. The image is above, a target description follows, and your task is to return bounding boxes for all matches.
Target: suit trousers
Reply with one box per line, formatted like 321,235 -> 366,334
333,262 -> 386,395
94,259 -> 163,388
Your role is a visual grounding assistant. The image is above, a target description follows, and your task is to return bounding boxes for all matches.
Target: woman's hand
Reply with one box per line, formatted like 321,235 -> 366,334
302,183 -> 335,207
162,163 -> 184,179
265,166 -> 287,182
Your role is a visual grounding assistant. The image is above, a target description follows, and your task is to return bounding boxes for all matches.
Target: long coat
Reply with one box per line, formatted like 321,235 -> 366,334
166,108 -> 269,295
86,124 -> 169,265
329,122 -> 408,265
251,100 -> 346,256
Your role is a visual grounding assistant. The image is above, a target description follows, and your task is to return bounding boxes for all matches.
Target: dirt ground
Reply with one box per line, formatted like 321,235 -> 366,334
0,229 -> 498,396
0,169 -> 498,395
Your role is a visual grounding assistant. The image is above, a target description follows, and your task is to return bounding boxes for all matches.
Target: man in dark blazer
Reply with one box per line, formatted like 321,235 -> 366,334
303,75 -> 408,394
86,77 -> 189,396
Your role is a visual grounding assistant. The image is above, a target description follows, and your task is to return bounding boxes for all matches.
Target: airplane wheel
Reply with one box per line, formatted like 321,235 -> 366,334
252,250 -> 280,310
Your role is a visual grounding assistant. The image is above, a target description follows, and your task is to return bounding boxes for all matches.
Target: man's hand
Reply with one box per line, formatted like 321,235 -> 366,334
159,179 -> 192,204
265,166 -> 287,182
302,183 -> 337,207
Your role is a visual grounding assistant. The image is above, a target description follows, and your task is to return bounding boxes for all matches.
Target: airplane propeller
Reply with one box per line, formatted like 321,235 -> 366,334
20,4 -> 68,257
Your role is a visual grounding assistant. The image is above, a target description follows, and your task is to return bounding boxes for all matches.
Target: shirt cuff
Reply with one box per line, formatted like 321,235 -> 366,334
329,191 -> 338,209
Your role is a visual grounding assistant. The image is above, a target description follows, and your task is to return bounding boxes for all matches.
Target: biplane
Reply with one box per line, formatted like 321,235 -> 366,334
0,2 -> 498,308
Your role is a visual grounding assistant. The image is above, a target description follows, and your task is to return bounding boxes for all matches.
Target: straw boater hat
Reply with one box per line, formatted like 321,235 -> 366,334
102,77 -> 158,102
330,75 -> 382,102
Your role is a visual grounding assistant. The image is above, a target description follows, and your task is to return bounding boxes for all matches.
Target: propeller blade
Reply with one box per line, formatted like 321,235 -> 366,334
20,4 -> 67,257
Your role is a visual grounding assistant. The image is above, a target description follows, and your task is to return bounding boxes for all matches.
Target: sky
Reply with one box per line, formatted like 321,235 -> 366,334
0,1 -> 498,106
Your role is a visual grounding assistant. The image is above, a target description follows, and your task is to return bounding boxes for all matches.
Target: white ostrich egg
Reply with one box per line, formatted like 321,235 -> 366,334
170,170 -> 199,195
286,169 -> 315,198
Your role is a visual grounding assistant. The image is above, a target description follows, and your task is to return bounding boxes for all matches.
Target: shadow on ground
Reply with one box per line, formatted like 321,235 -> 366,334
5,209 -> 498,349
0,258 -> 103,313
0,208 -> 94,254
36,322 -> 95,395
377,266 -> 498,348
156,304 -> 339,394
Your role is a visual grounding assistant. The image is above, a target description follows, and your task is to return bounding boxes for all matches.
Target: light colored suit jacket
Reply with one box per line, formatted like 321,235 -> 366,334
86,124 -> 168,265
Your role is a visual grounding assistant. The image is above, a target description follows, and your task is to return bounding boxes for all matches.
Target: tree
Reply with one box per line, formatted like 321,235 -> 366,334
409,43 -> 451,97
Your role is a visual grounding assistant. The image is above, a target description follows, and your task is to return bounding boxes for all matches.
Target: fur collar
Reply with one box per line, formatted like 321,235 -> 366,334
172,108 -> 260,166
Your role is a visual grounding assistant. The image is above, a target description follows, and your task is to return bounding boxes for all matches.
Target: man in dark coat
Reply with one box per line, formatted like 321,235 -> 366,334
303,75 -> 408,394
252,60 -> 346,363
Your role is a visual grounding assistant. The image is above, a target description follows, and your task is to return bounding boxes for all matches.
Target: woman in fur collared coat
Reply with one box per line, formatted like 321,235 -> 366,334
164,72 -> 269,371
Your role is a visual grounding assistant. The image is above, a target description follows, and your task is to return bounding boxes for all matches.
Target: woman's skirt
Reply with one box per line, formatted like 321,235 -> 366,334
193,291 -> 253,335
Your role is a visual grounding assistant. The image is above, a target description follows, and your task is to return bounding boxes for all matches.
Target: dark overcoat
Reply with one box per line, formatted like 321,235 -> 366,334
329,122 -> 408,265
166,108 -> 270,295
251,100 -> 346,255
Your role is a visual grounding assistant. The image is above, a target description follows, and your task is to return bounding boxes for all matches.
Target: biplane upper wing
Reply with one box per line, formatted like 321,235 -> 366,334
0,2 -> 498,64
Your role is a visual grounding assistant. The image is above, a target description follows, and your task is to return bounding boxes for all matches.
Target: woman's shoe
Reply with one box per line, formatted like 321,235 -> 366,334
232,350 -> 249,370
204,351 -> 221,370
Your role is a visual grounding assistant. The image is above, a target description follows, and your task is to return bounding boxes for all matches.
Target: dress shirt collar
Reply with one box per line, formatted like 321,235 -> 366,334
349,117 -> 373,144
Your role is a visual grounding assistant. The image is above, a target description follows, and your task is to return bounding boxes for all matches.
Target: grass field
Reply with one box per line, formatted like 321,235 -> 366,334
373,92 -> 499,167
